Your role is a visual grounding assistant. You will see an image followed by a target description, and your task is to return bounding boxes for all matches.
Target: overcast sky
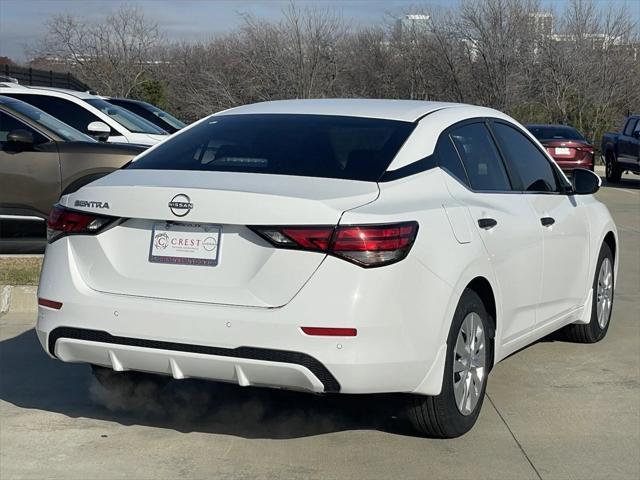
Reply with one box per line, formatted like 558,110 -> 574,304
0,0 -> 637,62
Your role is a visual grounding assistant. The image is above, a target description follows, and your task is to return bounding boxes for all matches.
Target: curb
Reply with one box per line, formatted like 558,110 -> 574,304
0,285 -> 38,315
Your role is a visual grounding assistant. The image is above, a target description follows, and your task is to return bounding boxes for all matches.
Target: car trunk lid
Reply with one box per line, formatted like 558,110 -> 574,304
61,170 -> 378,307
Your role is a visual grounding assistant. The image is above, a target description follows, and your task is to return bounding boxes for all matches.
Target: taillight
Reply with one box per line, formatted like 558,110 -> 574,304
47,205 -> 117,243
251,221 -> 418,268
575,146 -> 594,153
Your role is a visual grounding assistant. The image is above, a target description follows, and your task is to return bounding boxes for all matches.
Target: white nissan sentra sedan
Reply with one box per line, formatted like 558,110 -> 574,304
37,99 -> 617,437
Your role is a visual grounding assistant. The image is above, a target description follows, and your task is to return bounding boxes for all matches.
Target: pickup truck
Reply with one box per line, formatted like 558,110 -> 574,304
601,115 -> 640,182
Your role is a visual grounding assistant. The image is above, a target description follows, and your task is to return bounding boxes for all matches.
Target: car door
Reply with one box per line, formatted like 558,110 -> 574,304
0,111 -> 61,217
437,121 -> 543,343
619,118 -> 638,165
490,120 -> 591,325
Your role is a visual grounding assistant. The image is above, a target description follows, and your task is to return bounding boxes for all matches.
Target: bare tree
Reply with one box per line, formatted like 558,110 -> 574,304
33,5 -> 163,96
28,0 -> 640,139
533,0 -> 639,143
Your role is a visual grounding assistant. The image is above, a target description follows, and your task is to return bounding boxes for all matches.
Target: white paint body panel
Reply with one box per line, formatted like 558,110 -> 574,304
37,99 -> 618,396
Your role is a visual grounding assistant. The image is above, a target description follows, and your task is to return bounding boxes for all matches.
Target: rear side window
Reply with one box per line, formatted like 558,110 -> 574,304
492,122 -> 560,193
128,114 -> 415,182
3,94 -> 110,136
449,123 -> 511,191
435,134 -> 469,186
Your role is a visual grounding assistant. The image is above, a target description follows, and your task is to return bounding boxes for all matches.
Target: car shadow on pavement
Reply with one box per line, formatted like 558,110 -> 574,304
600,177 -> 640,190
0,329 -> 416,439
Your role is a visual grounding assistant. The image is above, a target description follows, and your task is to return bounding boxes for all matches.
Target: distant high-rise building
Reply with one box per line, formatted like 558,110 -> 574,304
396,14 -> 431,36
528,12 -> 554,37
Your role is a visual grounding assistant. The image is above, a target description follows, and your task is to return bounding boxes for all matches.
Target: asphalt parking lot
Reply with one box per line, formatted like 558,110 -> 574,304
0,173 -> 638,480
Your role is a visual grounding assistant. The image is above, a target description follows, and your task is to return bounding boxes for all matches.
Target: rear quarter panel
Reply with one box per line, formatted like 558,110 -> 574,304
340,168 -> 499,393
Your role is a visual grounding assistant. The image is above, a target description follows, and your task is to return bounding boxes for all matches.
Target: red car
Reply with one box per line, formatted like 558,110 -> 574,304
526,124 -> 595,172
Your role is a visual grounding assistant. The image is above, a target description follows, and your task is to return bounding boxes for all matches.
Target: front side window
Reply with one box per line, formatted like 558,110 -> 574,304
4,98 -> 94,142
492,122 -> 560,193
449,122 -> 512,191
110,99 -> 185,131
4,94 -> 107,136
85,99 -> 167,135
0,111 -> 47,145
128,114 -> 415,182
623,118 -> 638,137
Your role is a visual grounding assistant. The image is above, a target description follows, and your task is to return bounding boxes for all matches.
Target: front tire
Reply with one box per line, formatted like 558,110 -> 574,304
562,243 -> 614,343
407,289 -> 493,438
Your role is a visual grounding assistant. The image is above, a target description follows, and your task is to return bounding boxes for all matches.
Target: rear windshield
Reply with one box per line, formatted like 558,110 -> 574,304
127,114 -> 415,181
526,125 -> 585,141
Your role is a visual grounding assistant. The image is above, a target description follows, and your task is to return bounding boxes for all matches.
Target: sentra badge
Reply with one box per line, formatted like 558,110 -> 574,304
74,200 -> 110,209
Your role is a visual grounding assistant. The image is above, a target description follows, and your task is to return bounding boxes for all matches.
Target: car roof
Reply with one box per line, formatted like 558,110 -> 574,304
0,94 -> 23,105
103,97 -> 144,104
217,99 -> 469,123
525,124 -> 578,130
0,83 -> 97,99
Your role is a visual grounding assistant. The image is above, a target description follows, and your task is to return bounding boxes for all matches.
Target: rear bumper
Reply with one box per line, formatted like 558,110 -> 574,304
37,238 -> 453,395
552,158 -> 594,171
49,329 -> 335,392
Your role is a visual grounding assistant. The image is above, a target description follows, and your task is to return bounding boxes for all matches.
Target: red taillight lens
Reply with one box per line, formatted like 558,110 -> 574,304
47,205 -> 117,243
331,223 -> 418,266
575,146 -> 594,153
251,221 -> 418,268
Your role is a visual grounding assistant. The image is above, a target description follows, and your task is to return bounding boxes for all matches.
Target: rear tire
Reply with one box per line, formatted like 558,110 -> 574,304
562,243 -> 614,343
91,365 -> 170,391
605,153 -> 622,182
406,289 -> 493,438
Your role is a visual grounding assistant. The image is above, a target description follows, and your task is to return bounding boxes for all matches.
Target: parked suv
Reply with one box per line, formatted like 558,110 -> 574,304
601,115 -> 640,182
0,95 -> 146,253
103,97 -> 186,134
37,99 -> 617,437
0,83 -> 168,146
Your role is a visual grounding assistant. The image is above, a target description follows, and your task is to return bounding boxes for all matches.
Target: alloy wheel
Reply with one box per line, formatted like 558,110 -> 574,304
596,257 -> 613,329
453,312 -> 486,416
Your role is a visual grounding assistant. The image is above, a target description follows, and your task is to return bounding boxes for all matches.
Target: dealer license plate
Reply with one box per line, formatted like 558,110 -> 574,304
149,222 -> 221,266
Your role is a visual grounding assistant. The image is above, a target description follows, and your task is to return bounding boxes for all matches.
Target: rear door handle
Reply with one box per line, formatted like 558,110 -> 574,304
541,217 -> 555,227
478,218 -> 497,230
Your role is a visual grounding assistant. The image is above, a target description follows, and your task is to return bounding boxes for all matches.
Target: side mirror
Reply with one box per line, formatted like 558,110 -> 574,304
6,129 -> 35,146
572,168 -> 601,194
633,130 -> 640,139
87,121 -> 110,142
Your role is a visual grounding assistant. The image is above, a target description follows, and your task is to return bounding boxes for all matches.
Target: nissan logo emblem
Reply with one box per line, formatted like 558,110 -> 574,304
168,194 -> 193,217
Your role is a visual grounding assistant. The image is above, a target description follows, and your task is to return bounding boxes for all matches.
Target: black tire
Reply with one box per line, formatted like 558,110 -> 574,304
406,289 -> 493,438
562,243 -> 614,343
90,365 -> 170,391
605,153 -> 622,183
